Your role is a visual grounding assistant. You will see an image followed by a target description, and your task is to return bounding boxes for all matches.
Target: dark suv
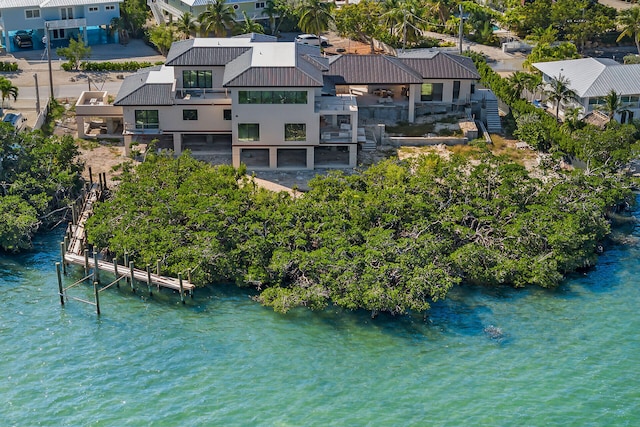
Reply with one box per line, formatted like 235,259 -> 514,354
14,31 -> 33,49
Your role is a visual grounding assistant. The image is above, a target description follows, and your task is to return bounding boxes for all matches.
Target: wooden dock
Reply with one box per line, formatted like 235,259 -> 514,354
57,174 -> 195,314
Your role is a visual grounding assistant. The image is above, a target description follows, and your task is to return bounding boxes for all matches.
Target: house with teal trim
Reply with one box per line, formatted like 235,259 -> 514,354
0,0 -> 121,53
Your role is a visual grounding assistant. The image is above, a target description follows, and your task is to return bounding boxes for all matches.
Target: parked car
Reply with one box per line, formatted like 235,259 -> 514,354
295,34 -> 329,47
3,113 -> 27,132
14,31 -> 33,49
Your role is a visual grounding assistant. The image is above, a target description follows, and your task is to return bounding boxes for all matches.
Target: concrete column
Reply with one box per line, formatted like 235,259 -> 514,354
232,146 -> 241,168
348,145 -> 357,167
269,147 -> 277,169
83,26 -> 88,46
76,117 -> 87,138
106,118 -> 116,134
3,32 -> 10,53
408,84 -> 418,123
306,147 -> 314,169
124,134 -> 132,156
172,132 -> 182,155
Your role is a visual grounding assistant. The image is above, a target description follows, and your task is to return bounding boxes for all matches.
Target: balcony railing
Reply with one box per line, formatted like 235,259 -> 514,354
175,88 -> 229,101
45,18 -> 87,30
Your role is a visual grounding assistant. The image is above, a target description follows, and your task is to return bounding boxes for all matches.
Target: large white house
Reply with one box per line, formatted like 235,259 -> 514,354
533,57 -> 640,124
109,37 -> 480,170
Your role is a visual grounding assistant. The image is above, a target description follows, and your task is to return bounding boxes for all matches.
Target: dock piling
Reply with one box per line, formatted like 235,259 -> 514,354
93,250 -> 100,284
84,248 -> 89,275
178,273 -> 185,304
113,257 -> 119,287
89,166 -> 93,185
60,242 -> 66,275
124,252 -> 129,284
94,281 -> 101,315
56,262 -> 64,305
146,264 -> 152,295
129,261 -> 135,292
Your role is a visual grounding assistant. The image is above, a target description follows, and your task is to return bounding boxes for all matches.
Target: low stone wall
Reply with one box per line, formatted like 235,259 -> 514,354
388,136 -> 468,147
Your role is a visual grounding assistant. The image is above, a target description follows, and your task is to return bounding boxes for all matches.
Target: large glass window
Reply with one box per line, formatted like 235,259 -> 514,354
238,124 -> 259,141
238,90 -> 307,104
421,83 -> 443,102
135,110 -> 159,129
183,109 -> 198,120
183,70 -> 212,89
285,123 -> 306,141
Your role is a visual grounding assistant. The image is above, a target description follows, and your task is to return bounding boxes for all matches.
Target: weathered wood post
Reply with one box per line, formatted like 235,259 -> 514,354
64,235 -> 69,254
60,242 -> 66,275
178,272 -> 185,304
129,261 -> 135,292
98,172 -> 103,191
56,262 -> 64,305
102,173 -> 108,190
71,204 -> 77,225
146,264 -> 152,295
124,252 -> 129,285
113,257 -> 119,288
156,259 -> 161,292
89,166 -> 93,185
93,250 -> 100,284
93,281 -> 101,315
83,248 -> 89,275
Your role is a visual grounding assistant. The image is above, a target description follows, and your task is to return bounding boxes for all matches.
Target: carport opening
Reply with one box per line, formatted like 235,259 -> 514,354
314,146 -> 350,167
240,148 -> 269,167
277,149 -> 307,168
182,134 -> 232,153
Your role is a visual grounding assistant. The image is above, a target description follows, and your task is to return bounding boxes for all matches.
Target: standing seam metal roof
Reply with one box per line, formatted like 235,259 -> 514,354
165,45 -> 252,67
326,55 -> 423,85
114,66 -> 174,106
399,54 -> 480,80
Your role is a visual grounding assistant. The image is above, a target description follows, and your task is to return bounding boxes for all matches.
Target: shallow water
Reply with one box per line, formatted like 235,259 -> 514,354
1,207 -> 639,426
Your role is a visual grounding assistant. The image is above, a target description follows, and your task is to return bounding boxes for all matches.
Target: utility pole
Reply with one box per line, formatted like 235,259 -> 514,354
45,22 -> 54,100
458,4 -> 464,55
33,74 -> 41,112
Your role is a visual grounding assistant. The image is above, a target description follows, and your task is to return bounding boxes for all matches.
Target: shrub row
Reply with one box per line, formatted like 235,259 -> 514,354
0,62 -> 19,72
61,60 -> 164,72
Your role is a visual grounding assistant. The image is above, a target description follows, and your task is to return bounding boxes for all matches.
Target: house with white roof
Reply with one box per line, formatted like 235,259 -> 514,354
0,0 -> 121,52
147,0 -> 267,28
109,37 -> 480,170
533,57 -> 640,123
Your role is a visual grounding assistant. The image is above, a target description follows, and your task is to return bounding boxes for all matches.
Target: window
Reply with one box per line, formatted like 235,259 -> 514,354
88,6 -> 99,12
285,123 -> 306,141
621,95 -> 639,105
25,9 -> 40,19
105,5 -> 115,10
135,110 -> 159,129
183,70 -> 212,89
421,83 -> 443,102
238,124 -> 259,141
60,7 -> 73,20
52,29 -> 66,40
183,109 -> 198,120
255,1 -> 265,7
238,90 -> 307,104
223,109 -> 232,120
453,81 -> 460,101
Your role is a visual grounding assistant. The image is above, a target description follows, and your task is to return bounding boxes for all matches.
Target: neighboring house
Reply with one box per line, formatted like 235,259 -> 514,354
111,38 -> 480,170
147,0 -> 268,27
533,57 -> 640,124
0,0 -> 122,53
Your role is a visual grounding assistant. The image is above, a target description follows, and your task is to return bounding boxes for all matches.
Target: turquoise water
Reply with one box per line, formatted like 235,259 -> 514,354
1,213 -> 640,426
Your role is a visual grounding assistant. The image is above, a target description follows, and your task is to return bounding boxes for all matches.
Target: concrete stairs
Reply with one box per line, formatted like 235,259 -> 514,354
484,99 -> 502,133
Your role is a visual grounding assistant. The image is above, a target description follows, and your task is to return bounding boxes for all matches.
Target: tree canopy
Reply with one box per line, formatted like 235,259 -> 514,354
86,151 -> 632,316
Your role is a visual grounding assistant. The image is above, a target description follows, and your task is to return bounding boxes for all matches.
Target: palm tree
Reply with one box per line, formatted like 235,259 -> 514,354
176,12 -> 197,39
546,74 -> 577,123
236,11 -> 264,35
522,72 -> 542,102
381,0 -> 402,38
382,0 -> 427,51
597,89 -> 627,121
506,71 -> 528,102
198,0 -> 237,37
0,77 -> 18,108
617,6 -> 640,55
297,0 -> 335,47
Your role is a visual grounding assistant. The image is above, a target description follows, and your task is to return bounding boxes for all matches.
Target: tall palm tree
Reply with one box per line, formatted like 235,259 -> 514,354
546,74 -> 577,123
236,11 -> 264,35
522,72 -> 542,102
198,0 -> 237,37
617,6 -> 640,55
381,0 -> 402,38
0,77 -> 18,108
298,0 -> 335,47
176,12 -> 197,39
386,0 -> 427,51
506,71 -> 528,102
598,89 -> 627,121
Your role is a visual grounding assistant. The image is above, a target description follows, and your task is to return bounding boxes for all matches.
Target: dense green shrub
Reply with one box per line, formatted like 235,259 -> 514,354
0,62 -> 19,72
61,61 -> 164,72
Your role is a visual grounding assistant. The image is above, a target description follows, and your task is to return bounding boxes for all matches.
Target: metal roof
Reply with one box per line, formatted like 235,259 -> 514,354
40,0 -> 121,6
0,0 -> 41,7
166,43 -> 252,67
398,52 -> 480,80
327,55 -> 423,85
532,58 -> 640,98
114,66 -> 174,106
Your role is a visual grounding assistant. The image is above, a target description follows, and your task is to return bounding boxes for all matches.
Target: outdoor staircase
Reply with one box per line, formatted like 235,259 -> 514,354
358,127 -> 377,151
147,0 -> 165,25
484,98 -> 502,133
